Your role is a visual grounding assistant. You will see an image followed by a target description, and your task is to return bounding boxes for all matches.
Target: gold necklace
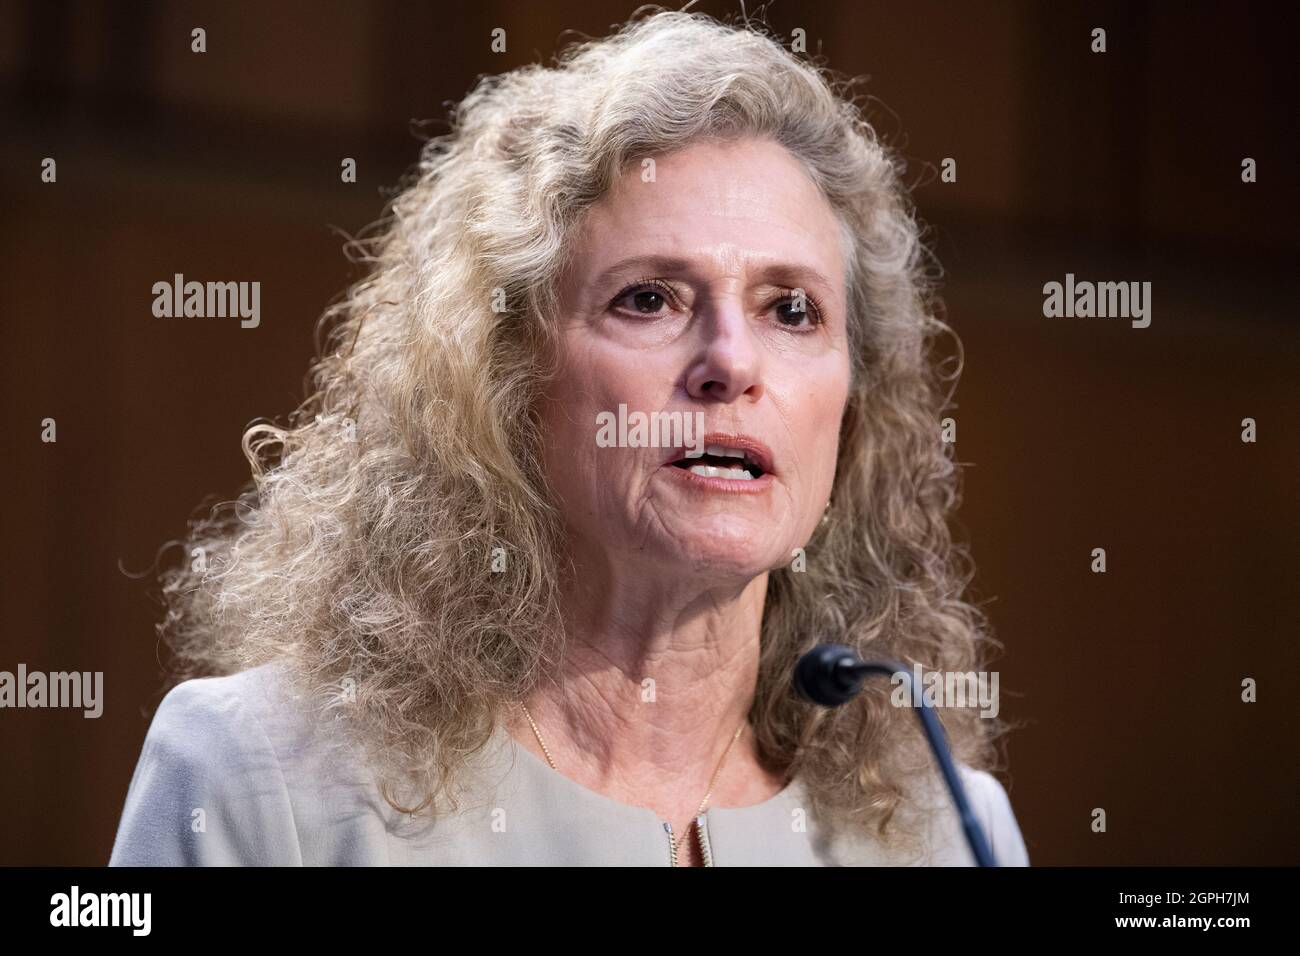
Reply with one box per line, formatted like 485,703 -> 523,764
517,702 -> 746,856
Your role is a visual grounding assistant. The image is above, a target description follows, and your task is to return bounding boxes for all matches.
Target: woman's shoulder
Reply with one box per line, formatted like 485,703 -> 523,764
108,661 -> 386,866
946,763 -> 1031,867
131,662 -> 321,778
108,664 -> 296,865
814,761 -> 1031,867
147,661 -> 283,729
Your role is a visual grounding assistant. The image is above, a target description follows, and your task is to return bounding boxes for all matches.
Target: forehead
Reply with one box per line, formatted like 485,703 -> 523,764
572,137 -> 847,286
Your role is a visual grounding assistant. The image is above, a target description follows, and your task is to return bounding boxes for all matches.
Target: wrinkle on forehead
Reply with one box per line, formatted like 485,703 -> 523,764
575,137 -> 848,295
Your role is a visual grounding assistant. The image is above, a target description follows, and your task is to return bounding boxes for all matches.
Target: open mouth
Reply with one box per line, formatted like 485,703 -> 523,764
670,445 -> 765,481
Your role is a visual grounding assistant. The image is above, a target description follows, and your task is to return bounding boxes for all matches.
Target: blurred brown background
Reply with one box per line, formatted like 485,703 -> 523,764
1,0 -> 1296,866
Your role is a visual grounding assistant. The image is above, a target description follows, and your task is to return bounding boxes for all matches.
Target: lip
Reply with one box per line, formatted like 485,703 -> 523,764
660,432 -> 776,475
661,464 -> 775,494
659,432 -> 777,492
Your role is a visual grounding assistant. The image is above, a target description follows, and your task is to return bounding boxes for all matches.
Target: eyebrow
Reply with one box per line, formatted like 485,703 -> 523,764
586,254 -> 840,300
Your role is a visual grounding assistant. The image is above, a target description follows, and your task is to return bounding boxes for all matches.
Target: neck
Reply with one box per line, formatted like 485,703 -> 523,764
510,561 -> 787,820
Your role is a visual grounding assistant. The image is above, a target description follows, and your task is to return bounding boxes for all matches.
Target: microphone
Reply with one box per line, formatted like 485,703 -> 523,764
793,644 -> 998,867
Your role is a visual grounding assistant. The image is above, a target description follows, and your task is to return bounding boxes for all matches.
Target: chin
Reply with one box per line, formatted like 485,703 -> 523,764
662,536 -> 783,583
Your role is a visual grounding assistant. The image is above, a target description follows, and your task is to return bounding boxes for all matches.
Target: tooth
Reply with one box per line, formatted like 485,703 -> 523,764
706,444 -> 726,457
723,446 -> 746,459
688,465 -> 754,480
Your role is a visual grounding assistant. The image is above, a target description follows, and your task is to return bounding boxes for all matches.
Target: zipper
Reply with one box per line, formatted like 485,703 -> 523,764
696,814 -> 714,866
663,821 -> 678,866
663,816 -> 714,867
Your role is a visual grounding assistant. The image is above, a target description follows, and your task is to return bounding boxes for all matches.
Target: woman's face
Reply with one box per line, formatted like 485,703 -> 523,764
541,136 -> 851,586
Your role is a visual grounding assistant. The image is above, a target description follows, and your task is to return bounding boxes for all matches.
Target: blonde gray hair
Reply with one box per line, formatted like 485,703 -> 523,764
158,8 -> 1007,852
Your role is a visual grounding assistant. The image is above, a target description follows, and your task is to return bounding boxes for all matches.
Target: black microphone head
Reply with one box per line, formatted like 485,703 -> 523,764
793,644 -> 867,707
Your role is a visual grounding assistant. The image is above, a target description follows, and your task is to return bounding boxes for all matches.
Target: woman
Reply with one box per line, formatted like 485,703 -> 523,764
109,10 -> 1030,866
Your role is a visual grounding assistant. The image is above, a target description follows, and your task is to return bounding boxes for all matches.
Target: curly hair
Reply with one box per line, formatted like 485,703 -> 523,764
155,7 -> 1008,854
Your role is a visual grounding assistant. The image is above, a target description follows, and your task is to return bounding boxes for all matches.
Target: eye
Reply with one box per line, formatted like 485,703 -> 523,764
610,278 -> 678,317
772,289 -> 824,330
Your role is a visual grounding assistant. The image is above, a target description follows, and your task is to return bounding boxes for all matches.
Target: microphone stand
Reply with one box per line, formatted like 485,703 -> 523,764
793,644 -> 998,867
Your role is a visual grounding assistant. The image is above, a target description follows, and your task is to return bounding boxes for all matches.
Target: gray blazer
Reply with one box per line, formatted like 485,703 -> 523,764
108,662 -> 1030,866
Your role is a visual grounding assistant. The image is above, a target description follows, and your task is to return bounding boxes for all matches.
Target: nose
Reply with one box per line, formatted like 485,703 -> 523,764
684,295 -> 765,403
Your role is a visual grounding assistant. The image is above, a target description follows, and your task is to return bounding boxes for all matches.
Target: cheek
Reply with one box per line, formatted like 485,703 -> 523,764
803,373 -> 850,496
537,372 -> 590,499
542,343 -> 601,439
539,350 -> 639,496
563,341 -> 676,427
